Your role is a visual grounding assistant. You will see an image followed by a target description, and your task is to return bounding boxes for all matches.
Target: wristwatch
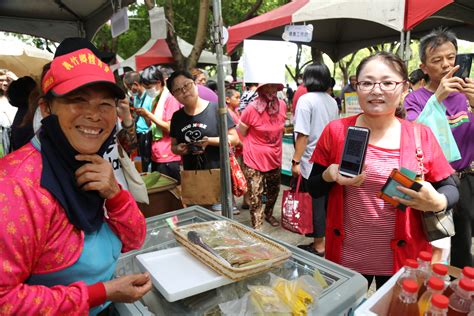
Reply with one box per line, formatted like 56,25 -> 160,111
291,159 -> 300,166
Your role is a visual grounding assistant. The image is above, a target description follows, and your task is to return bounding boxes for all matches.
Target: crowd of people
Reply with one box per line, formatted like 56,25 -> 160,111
0,26 -> 472,313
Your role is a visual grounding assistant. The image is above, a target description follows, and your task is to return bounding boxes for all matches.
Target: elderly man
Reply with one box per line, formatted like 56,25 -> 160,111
404,28 -> 474,268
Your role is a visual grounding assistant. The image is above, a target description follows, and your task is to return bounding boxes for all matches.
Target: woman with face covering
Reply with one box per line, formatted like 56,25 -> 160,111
239,83 -> 287,229
0,39 -> 151,315
135,65 -> 182,182
306,52 -> 458,290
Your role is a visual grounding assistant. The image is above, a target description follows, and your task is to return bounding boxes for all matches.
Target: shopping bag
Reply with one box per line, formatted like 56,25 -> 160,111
117,143 -> 149,204
180,168 -> 221,205
416,95 -> 461,162
281,176 -> 313,234
229,150 -> 247,197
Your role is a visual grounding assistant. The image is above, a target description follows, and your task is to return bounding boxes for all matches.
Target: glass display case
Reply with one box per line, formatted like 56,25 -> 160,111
113,206 -> 368,316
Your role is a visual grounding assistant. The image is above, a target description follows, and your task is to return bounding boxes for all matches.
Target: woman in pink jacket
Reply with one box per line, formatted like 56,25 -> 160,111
0,39 -> 151,315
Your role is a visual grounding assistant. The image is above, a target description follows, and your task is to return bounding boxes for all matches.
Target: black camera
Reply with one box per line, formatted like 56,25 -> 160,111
187,142 -> 203,154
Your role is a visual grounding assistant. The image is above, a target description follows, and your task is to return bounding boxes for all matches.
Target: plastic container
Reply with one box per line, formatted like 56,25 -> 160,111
426,294 -> 449,316
447,278 -> 474,316
418,277 -> 445,316
390,259 -> 420,309
388,279 -> 419,316
445,266 -> 474,298
418,251 -> 433,296
419,264 -> 450,297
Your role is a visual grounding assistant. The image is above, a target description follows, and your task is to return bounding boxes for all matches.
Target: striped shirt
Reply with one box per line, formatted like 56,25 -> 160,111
340,144 -> 400,275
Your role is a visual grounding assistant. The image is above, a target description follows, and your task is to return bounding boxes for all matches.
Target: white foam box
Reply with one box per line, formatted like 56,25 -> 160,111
354,268 -> 404,316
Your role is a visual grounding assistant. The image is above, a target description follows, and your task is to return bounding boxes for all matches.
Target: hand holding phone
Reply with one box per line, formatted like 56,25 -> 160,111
454,54 -> 473,79
339,126 -> 370,178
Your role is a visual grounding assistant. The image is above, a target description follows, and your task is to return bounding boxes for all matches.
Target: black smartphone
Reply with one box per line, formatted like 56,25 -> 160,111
339,126 -> 371,178
454,54 -> 473,78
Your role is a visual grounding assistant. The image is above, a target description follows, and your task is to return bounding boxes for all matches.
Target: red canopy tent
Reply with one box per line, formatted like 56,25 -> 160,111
227,0 -> 473,61
135,39 -> 174,71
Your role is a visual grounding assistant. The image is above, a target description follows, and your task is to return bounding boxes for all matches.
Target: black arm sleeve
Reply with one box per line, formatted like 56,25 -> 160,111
432,175 -> 459,210
306,163 -> 335,199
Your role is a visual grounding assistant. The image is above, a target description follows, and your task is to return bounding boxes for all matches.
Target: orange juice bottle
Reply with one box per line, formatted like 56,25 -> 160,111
425,294 -> 449,316
445,266 -> 474,298
420,264 -> 450,296
418,277 -> 445,316
391,259 -> 420,308
388,279 -> 420,316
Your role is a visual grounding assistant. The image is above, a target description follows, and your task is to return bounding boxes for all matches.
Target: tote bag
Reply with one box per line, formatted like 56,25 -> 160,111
180,168 -> 221,205
117,143 -> 149,204
281,175 -> 313,235
416,95 -> 461,162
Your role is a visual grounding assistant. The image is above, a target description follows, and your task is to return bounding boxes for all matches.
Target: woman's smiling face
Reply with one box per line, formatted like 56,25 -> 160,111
356,57 -> 407,117
47,85 -> 117,154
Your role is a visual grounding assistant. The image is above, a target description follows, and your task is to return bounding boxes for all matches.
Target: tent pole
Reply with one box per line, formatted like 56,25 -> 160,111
399,31 -> 405,60
212,0 -> 233,219
405,30 -> 411,63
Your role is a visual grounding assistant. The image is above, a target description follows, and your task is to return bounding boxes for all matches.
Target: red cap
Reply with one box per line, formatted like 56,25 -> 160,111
459,278 -> 474,291
42,48 -> 124,99
402,279 -> 419,293
462,266 -> 474,279
430,294 -> 449,309
405,259 -> 419,269
418,251 -> 432,262
427,277 -> 444,291
432,263 -> 448,276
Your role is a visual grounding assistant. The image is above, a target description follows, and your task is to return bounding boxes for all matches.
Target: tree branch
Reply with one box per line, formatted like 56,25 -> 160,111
187,0 -> 210,70
164,0 -> 186,70
242,0 -> 263,21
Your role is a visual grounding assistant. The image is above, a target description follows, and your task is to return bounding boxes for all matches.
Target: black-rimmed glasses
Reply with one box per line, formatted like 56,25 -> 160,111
356,80 -> 406,91
172,81 -> 194,95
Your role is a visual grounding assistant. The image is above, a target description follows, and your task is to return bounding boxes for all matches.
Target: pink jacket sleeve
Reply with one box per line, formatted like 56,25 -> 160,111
0,178 -> 91,315
105,189 -> 146,253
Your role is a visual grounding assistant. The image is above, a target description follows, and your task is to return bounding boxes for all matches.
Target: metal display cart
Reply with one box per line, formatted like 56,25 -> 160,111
113,206 -> 368,316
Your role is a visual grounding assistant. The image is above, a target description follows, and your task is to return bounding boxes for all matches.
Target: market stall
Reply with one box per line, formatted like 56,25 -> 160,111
113,206 -> 368,315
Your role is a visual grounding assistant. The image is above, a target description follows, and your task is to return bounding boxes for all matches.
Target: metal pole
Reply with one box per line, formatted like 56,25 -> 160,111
399,31 -> 405,60
211,0 -> 233,219
405,30 -> 411,63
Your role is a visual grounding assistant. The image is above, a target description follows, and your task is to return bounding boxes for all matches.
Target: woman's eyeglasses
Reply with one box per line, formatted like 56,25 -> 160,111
172,81 -> 194,95
356,80 -> 406,91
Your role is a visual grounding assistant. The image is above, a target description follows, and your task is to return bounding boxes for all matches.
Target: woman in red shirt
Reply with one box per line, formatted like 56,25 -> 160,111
306,52 -> 458,290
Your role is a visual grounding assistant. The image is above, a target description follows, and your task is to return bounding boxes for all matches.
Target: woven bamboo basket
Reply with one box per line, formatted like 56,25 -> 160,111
173,221 -> 291,281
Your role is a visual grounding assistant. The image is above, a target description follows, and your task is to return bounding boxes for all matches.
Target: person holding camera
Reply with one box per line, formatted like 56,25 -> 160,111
306,52 -> 458,290
404,28 -> 474,268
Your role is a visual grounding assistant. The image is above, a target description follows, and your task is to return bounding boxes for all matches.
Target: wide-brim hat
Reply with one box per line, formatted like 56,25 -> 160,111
42,38 -> 124,99
256,83 -> 284,91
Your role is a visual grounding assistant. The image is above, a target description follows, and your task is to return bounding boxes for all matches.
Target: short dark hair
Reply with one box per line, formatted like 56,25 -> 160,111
206,80 -> 218,92
123,71 -> 141,87
225,88 -> 238,99
419,28 -> 458,63
166,70 -> 193,93
356,51 -> 408,81
141,65 -> 164,86
408,68 -> 427,85
303,63 -> 331,92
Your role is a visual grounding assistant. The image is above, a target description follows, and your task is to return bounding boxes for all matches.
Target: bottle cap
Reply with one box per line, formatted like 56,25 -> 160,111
427,277 -> 444,291
418,251 -> 432,262
462,266 -> 474,279
405,259 -> 419,269
459,278 -> 474,291
431,294 -> 449,309
402,279 -> 419,293
432,263 -> 448,276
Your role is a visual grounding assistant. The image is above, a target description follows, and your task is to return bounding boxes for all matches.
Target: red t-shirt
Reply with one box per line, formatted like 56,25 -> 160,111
292,84 -> 308,113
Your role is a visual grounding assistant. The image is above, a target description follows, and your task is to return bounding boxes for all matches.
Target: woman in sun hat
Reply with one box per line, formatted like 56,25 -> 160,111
239,82 -> 287,229
0,38 -> 151,315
